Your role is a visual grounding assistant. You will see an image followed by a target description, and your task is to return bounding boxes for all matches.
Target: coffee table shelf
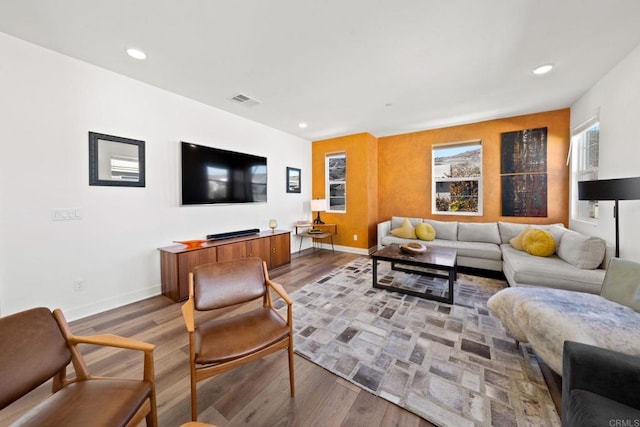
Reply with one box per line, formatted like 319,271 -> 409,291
371,244 -> 458,304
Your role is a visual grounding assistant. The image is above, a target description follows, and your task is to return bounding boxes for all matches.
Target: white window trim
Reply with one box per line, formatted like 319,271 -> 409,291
570,116 -> 599,224
432,140 -> 483,216
325,152 -> 346,213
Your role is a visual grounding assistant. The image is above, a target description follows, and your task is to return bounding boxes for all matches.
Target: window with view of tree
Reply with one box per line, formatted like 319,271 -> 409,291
326,153 -> 346,212
433,141 -> 482,215
571,119 -> 599,221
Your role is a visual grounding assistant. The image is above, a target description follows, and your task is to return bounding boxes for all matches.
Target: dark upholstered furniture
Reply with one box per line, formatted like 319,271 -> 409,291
0,307 -> 157,427
182,258 -> 294,421
562,341 -> 640,427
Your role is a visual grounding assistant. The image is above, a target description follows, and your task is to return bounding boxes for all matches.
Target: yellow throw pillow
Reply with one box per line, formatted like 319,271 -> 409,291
509,227 -> 531,251
390,218 -> 417,239
523,229 -> 556,257
415,223 -> 436,241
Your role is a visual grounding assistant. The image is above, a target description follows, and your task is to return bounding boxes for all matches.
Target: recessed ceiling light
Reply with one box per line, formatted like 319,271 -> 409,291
298,122 -> 308,128
126,48 -> 147,60
532,64 -> 553,75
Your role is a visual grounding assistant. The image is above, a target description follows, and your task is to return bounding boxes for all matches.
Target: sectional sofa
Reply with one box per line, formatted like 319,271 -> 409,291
377,216 -> 607,294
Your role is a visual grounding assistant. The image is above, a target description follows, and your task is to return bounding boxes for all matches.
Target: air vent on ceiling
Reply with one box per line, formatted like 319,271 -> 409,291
230,93 -> 261,107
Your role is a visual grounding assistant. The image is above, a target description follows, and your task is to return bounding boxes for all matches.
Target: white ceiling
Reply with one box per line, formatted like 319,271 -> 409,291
2,1 -> 640,141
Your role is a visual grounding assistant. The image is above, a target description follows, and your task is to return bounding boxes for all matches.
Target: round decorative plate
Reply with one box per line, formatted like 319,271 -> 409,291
399,243 -> 427,254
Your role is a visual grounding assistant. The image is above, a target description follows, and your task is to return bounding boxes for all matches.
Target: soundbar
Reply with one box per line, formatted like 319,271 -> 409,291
206,228 -> 260,241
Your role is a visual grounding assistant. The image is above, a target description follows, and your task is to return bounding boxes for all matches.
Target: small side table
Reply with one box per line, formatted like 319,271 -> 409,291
295,223 -> 337,254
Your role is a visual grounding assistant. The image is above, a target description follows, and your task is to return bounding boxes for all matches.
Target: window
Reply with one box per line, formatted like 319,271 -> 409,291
326,153 -> 346,212
432,141 -> 482,215
571,119 -> 600,221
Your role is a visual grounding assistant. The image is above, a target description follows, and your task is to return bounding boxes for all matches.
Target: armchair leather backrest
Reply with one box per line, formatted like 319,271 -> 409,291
193,258 -> 266,310
0,307 -> 72,409
600,258 -> 640,312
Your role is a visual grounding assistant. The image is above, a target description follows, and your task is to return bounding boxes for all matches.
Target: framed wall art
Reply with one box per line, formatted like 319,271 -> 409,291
286,167 -> 301,193
500,127 -> 547,216
89,132 -> 145,187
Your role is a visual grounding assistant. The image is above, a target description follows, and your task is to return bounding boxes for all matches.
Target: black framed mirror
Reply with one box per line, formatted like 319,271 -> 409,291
286,167 -> 301,193
89,132 -> 145,187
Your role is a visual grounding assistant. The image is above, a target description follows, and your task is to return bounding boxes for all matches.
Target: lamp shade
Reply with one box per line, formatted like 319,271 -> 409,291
310,199 -> 326,212
578,177 -> 640,201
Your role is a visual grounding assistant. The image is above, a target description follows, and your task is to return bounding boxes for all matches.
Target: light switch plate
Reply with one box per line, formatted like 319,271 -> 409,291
52,208 -> 82,221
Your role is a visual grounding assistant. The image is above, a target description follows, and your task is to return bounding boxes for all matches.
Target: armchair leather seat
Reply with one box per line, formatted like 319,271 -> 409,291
196,307 -> 289,364
0,307 -> 157,427
182,258 -> 295,422
14,380 -> 152,427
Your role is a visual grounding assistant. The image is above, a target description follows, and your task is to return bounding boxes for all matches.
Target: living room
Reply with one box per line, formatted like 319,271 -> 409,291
2,2 -> 640,426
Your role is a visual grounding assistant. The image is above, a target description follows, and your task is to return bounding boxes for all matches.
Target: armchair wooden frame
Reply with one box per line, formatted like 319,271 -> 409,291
182,259 -> 294,421
52,309 -> 158,427
0,307 -> 157,427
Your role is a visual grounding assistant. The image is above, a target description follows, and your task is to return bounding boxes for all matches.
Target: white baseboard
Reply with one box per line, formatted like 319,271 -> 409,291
313,242 -> 375,256
64,285 -> 162,322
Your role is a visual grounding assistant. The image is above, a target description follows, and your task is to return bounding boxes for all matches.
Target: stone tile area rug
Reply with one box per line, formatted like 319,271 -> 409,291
277,258 -> 560,427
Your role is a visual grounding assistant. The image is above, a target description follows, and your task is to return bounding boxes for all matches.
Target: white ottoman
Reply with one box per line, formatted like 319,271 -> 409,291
487,286 -> 640,374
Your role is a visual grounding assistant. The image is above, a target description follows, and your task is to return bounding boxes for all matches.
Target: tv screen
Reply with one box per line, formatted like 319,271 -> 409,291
181,142 -> 267,205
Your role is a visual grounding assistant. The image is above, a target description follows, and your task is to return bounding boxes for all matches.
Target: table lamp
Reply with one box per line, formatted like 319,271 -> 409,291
310,199 -> 326,225
578,176 -> 640,258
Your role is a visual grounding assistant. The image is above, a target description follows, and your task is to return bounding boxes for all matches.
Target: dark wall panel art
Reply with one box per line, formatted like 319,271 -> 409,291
501,174 -> 548,217
500,127 -> 548,217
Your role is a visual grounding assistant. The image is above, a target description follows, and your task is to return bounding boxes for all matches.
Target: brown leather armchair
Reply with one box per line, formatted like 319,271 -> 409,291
181,258 -> 294,421
0,307 -> 157,427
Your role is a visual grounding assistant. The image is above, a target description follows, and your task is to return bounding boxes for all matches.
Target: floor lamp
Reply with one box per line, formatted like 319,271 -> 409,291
578,177 -> 640,258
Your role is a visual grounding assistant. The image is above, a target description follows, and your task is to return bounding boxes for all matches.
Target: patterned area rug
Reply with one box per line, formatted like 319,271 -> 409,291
278,257 -> 560,427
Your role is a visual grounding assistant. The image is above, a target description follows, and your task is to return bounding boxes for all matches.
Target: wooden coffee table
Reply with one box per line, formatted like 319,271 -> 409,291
371,244 -> 458,304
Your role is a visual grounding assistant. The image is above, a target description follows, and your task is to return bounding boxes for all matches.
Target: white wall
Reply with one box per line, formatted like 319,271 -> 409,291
0,33 -> 312,320
570,42 -> 640,263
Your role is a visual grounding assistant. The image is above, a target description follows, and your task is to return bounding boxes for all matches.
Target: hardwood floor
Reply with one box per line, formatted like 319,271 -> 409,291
0,249 -> 435,427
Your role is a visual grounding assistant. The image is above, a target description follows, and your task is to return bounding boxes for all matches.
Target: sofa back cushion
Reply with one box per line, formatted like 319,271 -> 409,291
458,222 -> 501,244
557,229 -> 606,269
391,216 -> 422,230
423,219 -> 458,241
498,221 -> 528,243
600,258 -> 640,312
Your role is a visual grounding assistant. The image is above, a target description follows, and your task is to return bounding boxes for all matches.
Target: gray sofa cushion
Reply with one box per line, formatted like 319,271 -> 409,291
423,219 -> 458,241
557,229 -> 606,269
600,258 -> 640,312
498,221 -> 528,243
380,235 -> 501,261
458,222 -> 501,244
501,244 -> 605,293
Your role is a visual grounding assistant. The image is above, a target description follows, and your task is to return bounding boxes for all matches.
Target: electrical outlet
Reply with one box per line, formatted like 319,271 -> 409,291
73,279 -> 83,292
353,234 -> 358,241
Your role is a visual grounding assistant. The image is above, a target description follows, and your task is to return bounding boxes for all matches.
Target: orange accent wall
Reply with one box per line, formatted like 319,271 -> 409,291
312,133 -> 378,250
312,109 -> 570,250
378,109 -> 570,225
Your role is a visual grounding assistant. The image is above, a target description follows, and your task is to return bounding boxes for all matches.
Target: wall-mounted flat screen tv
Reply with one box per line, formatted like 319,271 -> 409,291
181,141 -> 267,205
